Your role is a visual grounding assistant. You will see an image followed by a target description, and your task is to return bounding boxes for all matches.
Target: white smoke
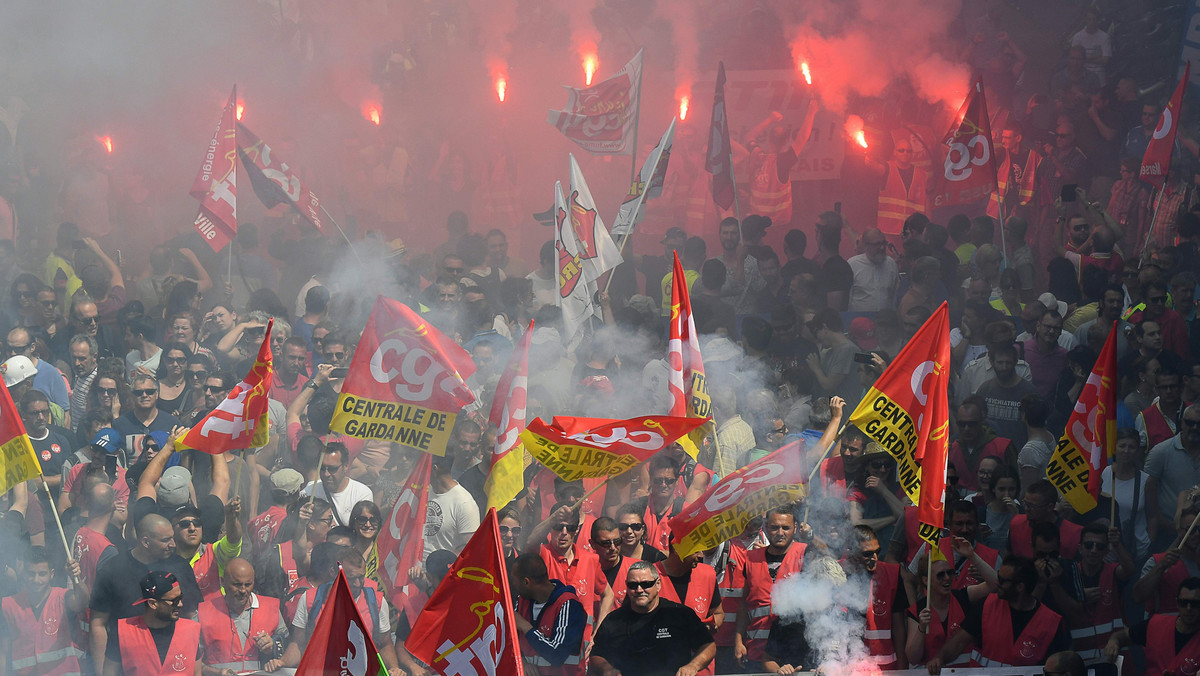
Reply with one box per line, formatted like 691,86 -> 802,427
773,562 -> 875,675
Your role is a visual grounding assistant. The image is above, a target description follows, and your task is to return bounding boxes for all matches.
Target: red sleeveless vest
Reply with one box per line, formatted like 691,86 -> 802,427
1007,515 -> 1082,560
742,544 -> 807,662
864,561 -> 901,668
1070,563 -> 1124,661
715,543 -> 748,648
198,594 -> 282,670
1146,612 -> 1200,676
117,616 -> 202,676
971,596 -> 1062,667
910,593 -> 975,667
2,588 -> 85,676
71,526 -> 113,588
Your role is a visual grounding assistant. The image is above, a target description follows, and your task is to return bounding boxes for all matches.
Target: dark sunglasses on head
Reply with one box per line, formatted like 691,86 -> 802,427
626,579 -> 656,590
618,523 -> 645,532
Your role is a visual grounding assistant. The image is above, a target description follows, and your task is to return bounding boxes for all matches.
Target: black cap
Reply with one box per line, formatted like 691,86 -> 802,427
134,571 -> 179,605
661,227 -> 687,243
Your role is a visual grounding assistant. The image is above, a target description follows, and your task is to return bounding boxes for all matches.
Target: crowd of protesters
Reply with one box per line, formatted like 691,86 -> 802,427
0,2 -> 1199,676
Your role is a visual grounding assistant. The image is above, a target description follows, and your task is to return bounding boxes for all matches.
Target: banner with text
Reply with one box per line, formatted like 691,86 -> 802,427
331,296 -> 476,454
520,415 -> 705,482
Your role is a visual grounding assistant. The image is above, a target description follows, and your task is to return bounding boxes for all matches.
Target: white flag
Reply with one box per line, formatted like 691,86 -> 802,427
611,117 -> 676,237
554,180 -> 598,349
567,153 -> 624,283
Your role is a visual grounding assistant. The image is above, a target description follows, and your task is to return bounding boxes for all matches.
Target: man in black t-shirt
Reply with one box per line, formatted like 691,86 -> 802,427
104,571 -> 203,676
21,390 -> 75,493
590,561 -> 715,676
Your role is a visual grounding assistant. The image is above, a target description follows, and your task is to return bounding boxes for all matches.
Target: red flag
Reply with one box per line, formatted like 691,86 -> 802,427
668,253 -> 715,465
331,296 -> 475,453
1046,322 -> 1119,513
847,303 -> 951,547
485,322 -> 532,511
705,62 -> 735,210
190,87 -> 238,252
407,509 -> 524,676
519,415 -> 706,482
377,454 -> 431,603
237,123 -> 324,232
669,441 -> 808,558
547,49 -> 643,155
932,76 -> 998,209
176,320 -> 272,454
295,568 -> 385,676
1141,62 -> 1190,187
0,371 -> 42,495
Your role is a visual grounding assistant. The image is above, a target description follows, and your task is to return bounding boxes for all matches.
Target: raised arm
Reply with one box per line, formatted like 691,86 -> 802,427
84,238 -> 124,290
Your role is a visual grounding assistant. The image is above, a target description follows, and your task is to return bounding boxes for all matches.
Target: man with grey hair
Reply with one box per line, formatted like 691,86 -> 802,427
590,560 -> 716,676
68,333 -> 99,429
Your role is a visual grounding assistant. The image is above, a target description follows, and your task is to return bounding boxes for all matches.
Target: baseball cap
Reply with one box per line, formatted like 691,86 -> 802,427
171,504 -> 201,523
741,214 -> 772,238
91,428 -> 121,455
270,468 -> 304,494
157,466 -> 192,507
1,356 -> 36,387
849,316 -> 879,351
133,571 -> 180,605
1037,292 -> 1068,318
660,227 -> 687,244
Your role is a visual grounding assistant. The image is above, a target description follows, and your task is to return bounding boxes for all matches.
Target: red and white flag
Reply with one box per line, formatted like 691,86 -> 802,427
668,253 -> 714,464
611,117 -> 676,238
190,87 -> 239,252
176,319 -> 272,454
237,123 -> 324,232
705,62 -> 736,210
408,509 -> 524,676
296,568 -> 387,676
547,49 -> 643,155
567,154 -> 623,283
377,453 -> 431,603
555,180 -> 596,350
485,322 -> 532,511
1141,62 -> 1190,187
932,76 -> 998,209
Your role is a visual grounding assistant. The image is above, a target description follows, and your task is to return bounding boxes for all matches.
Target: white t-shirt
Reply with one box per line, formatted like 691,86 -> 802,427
527,270 -> 557,310
1070,28 -> 1111,80
292,588 -> 391,636
423,483 -> 480,561
302,478 -> 374,526
1101,466 -> 1151,561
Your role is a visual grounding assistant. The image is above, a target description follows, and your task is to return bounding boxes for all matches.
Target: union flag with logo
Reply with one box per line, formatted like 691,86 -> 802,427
190,86 -> 238,252
408,509 -> 524,676
330,296 -> 476,454
931,76 -> 997,208
668,252 -> 714,466
485,322 -> 532,511
1045,322 -> 1118,513
1141,62 -> 1190,187
520,415 -> 705,482
846,302 -> 951,547
547,49 -> 643,155
237,122 -> 324,232
295,568 -> 387,676
0,371 -> 41,495
377,453 -> 431,603
176,319 -> 273,454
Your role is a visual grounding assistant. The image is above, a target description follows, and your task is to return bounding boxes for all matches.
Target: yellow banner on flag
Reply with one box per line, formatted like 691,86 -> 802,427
335,395 -> 453,454
0,375 -> 41,494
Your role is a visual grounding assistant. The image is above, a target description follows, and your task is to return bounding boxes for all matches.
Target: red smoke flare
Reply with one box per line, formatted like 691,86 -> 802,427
364,103 -> 381,126
95,135 -> 113,154
235,100 -> 245,121
496,75 -> 507,103
844,115 -> 868,149
800,61 -> 812,86
583,55 -> 598,86
678,95 -> 689,121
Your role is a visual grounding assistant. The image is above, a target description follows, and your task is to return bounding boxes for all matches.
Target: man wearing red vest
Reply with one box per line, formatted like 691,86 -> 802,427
591,517 -> 637,607
735,508 -> 806,669
712,517 -> 761,673
844,525 -> 907,669
655,534 -> 723,636
947,399 -> 1017,493
987,121 -> 1042,220
927,558 -> 1070,673
172,499 -> 243,602
1007,479 -> 1083,560
105,571 -> 203,676
198,558 -> 288,674
1105,576 -> 1200,675
900,500 -> 1000,590
870,135 -> 931,240
2,547 -> 87,676
1133,503 -> 1200,615
246,468 -> 303,557
641,455 -> 687,552
1136,368 -> 1187,450
71,482 -> 119,589
1068,522 -> 1134,662
513,553 -> 588,676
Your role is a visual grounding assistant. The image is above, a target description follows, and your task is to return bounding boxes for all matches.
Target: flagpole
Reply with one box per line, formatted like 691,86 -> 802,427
233,450 -> 245,501
227,244 -> 234,289
1139,182 -> 1169,265
629,50 -> 643,187
318,205 -> 364,264
926,549 -> 934,612
40,477 -> 78,583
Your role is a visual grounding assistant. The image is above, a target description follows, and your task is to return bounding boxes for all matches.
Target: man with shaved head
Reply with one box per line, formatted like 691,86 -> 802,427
89,512 -> 203,675
198,558 -> 288,673
71,481 -> 119,590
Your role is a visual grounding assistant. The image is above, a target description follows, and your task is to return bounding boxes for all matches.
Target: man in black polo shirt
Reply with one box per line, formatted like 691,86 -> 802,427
89,513 -> 202,676
590,560 -> 715,676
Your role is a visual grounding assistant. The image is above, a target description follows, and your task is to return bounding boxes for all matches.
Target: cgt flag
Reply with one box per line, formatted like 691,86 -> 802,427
377,453 -> 431,605
408,509 -> 524,676
177,320 -> 273,454
847,302 -> 951,547
237,123 -> 324,232
611,117 -> 676,237
547,49 -> 643,155
555,180 -> 597,350
190,86 -> 238,252
485,322 -> 533,511
295,568 -> 386,676
668,253 -> 714,466
705,62 -> 736,210
0,372 -> 42,496
931,76 -> 997,209
520,415 -> 706,483
1141,62 -> 1190,187
669,441 -> 808,559
1045,322 -> 1118,513
331,296 -> 475,454
567,154 -> 624,283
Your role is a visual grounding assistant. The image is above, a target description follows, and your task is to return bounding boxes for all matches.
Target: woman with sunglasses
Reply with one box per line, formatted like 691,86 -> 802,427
904,541 -> 994,668
86,373 -> 127,421
4,273 -> 43,331
615,504 -> 665,563
154,342 -> 191,417
498,507 -> 523,565
349,500 -> 386,593
848,447 -> 907,548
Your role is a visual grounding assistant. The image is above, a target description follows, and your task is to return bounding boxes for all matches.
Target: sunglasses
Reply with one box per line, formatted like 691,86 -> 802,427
319,464 -> 342,475
592,538 -> 621,549
77,315 -> 99,324
96,387 -> 118,396
39,300 -> 56,308
1081,541 -> 1108,551
626,580 -> 657,590
324,352 -> 346,361
934,570 -> 953,580
551,523 -> 580,533
499,526 -> 522,536
186,371 -> 208,380
175,519 -> 201,530
133,388 -> 156,397
1178,598 -> 1200,609
860,549 -> 880,559
618,523 -> 645,532
163,356 -> 187,365
203,385 -> 228,393
651,477 -> 675,486
354,516 -> 381,527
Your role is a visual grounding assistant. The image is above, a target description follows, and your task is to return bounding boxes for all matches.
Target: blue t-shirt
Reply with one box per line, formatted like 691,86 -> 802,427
32,360 -> 70,411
